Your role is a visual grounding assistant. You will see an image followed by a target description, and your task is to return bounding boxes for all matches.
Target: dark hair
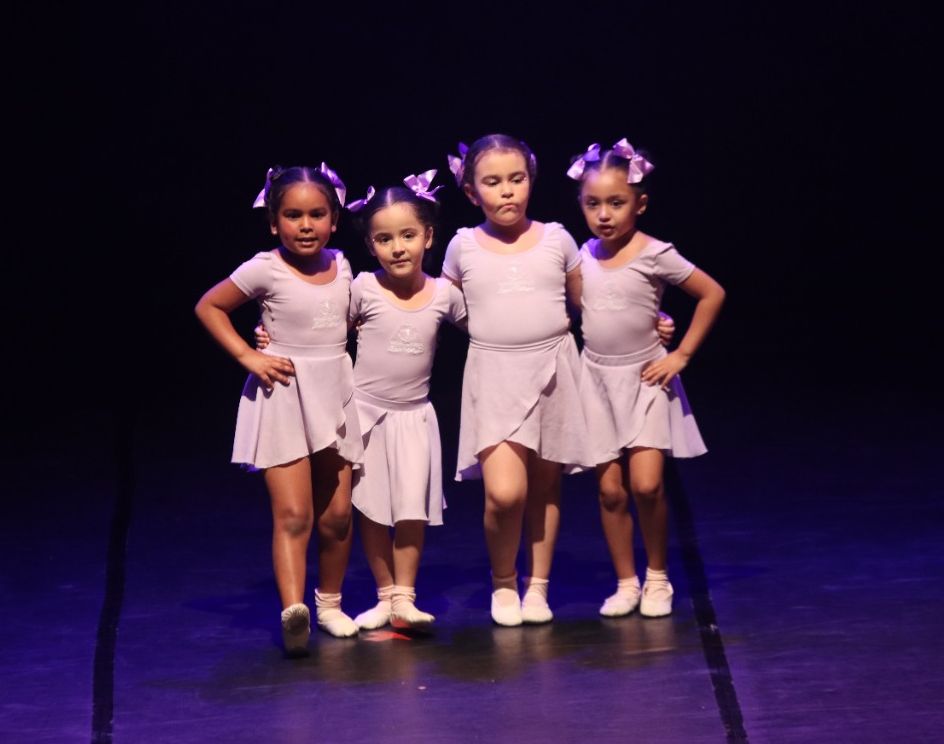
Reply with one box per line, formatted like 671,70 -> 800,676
260,165 -> 343,222
571,148 -> 653,195
460,133 -> 538,189
352,185 -> 440,239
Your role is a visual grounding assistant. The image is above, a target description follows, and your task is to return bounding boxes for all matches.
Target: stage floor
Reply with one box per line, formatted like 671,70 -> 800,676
2,389 -> 940,743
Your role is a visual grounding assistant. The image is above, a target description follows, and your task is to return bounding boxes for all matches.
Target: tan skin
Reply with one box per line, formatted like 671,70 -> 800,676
257,201 -> 447,594
356,202 -> 438,593
580,166 -> 726,578
194,182 -> 355,607
455,149 -> 575,588
456,151 -> 673,591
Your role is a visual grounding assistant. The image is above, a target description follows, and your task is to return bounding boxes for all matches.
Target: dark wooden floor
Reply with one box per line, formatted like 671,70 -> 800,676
2,384 -> 940,743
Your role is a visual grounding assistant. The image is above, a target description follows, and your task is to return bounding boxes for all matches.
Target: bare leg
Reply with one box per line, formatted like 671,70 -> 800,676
359,513 -> 395,589
597,456 -> 644,617
310,448 -> 353,593
628,447 -> 673,617
354,514 -> 396,630
310,448 -> 358,636
480,441 -> 529,626
480,441 -> 529,581
392,520 -> 426,588
389,520 -> 434,630
628,447 -> 667,571
519,454 -> 561,623
523,454 -> 562,581
265,457 -> 315,608
597,458 -> 638,580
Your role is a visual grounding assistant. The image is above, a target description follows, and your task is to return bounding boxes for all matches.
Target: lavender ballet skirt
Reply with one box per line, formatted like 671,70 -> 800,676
232,341 -> 364,470
455,333 -> 592,480
351,390 -> 445,527
579,341 -> 707,464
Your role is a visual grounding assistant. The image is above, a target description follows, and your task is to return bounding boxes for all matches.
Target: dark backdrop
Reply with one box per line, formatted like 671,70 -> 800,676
7,2 -> 936,472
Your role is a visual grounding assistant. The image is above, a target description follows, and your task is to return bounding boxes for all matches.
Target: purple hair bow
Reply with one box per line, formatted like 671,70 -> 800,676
252,167 -> 274,208
611,138 -> 654,183
319,161 -> 347,206
403,169 -> 443,202
566,143 -> 601,180
346,185 -> 376,212
447,142 -> 469,185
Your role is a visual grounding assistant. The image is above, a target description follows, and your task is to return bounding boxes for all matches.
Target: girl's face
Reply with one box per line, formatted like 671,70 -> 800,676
270,182 -> 337,257
580,167 -> 648,245
367,202 -> 432,282
464,149 -> 531,228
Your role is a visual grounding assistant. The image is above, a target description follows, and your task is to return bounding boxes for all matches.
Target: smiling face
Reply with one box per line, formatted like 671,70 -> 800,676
579,167 -> 648,247
463,149 -> 532,229
270,181 -> 338,257
367,202 -> 432,282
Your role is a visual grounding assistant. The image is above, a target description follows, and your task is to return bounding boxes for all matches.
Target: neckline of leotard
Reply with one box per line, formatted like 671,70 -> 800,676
585,237 -> 657,271
368,272 -> 439,313
272,248 -> 341,287
468,222 -> 549,256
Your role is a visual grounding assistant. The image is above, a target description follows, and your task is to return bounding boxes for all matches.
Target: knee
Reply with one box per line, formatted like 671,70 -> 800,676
274,507 -> 313,538
631,479 -> 663,503
318,503 -> 353,541
485,484 -> 526,515
598,483 -> 629,513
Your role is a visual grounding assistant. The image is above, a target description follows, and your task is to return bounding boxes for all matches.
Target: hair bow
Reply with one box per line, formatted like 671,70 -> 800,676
403,169 -> 443,202
447,142 -> 469,185
566,143 -> 602,180
346,185 -> 376,212
319,161 -> 347,206
252,167 -> 274,208
611,138 -> 654,183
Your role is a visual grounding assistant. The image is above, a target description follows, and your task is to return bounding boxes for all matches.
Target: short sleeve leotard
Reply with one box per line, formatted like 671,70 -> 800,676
579,238 -> 707,462
441,222 -> 592,479
229,248 -> 363,470
348,273 -> 467,526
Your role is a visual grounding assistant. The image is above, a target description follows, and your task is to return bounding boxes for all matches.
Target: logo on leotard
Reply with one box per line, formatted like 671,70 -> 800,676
590,280 -> 628,311
497,262 -> 535,294
388,324 -> 425,355
311,300 -> 343,329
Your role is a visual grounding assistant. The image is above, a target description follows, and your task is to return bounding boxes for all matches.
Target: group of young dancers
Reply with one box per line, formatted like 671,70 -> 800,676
195,133 -> 726,656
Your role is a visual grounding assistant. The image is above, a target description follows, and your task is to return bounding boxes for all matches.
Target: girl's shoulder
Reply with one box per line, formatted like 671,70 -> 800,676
640,235 -> 675,255
230,248 -> 278,277
326,247 -> 353,280
243,248 -> 279,264
579,237 -> 598,257
537,221 -> 577,244
351,269 -> 374,290
450,226 -> 477,246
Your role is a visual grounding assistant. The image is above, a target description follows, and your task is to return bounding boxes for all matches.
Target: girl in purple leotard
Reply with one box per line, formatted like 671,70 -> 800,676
344,172 -> 467,632
196,164 -> 363,656
568,139 -> 726,618
442,135 -> 675,626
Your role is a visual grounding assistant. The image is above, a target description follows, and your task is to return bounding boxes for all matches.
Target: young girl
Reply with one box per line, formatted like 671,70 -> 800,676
347,173 -> 468,631
258,171 -> 467,632
442,134 -> 624,626
568,139 -> 726,618
195,164 -> 363,656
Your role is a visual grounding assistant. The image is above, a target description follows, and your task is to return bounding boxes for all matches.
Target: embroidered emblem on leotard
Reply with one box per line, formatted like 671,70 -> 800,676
497,262 -> 535,294
388,324 -> 425,355
590,280 -> 629,311
311,300 -> 343,329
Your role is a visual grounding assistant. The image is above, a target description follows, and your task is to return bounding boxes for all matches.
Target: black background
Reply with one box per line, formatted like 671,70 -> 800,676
7,1 -> 937,465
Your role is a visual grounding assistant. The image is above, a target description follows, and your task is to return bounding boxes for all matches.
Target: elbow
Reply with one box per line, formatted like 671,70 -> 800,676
194,294 -> 212,323
714,284 -> 727,307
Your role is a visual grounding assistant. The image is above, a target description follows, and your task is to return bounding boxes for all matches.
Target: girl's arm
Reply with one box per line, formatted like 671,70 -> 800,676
641,268 -> 726,389
564,265 -> 582,315
195,278 -> 295,390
